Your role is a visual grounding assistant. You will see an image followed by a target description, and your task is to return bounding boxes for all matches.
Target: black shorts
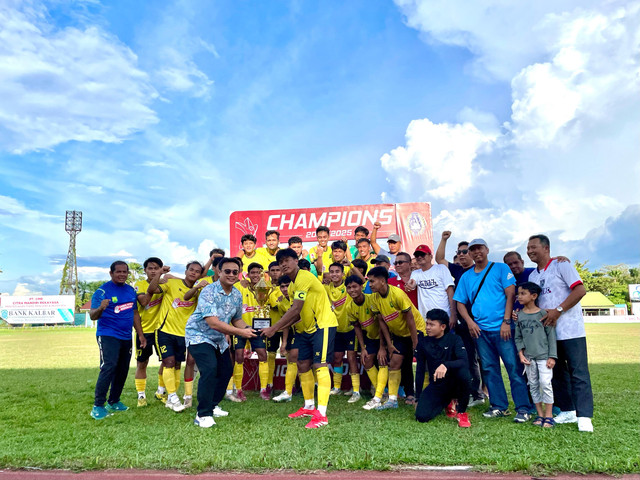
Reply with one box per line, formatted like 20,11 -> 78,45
334,330 -> 356,353
266,331 -> 282,353
135,332 -> 157,362
296,326 -> 336,365
155,330 -> 186,363
285,328 -> 296,351
363,336 -> 380,357
391,331 -> 424,358
233,334 -> 266,351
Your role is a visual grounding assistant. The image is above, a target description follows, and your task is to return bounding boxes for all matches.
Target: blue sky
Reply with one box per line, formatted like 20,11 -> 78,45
1,0 -> 638,295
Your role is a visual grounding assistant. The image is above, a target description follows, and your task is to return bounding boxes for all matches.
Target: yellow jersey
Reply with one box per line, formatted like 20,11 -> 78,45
347,293 -> 379,340
308,245 -> 334,278
238,284 -> 260,326
370,285 -> 426,337
134,279 -> 164,334
277,294 -> 292,317
268,288 -> 284,326
158,278 -> 208,337
256,247 -> 280,267
324,282 -> 352,333
290,269 -> 338,334
241,251 -> 268,274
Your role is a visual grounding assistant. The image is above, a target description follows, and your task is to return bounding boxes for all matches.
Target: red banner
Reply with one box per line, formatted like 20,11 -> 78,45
229,202 -> 432,256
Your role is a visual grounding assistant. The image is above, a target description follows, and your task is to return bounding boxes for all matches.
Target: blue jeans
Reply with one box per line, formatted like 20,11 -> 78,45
475,330 -> 531,412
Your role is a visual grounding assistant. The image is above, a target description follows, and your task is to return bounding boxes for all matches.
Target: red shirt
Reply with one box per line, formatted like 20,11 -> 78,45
388,277 -> 418,309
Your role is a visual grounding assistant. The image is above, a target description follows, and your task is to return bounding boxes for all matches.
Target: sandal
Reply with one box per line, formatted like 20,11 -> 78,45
542,417 -> 556,428
532,416 -> 544,426
405,395 -> 416,406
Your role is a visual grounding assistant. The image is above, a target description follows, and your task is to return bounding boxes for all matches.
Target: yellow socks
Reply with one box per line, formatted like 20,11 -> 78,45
135,378 -> 146,395
316,366 -> 331,416
333,372 -> 343,390
234,362 -> 244,391
258,360 -> 269,390
366,366 -> 378,387
226,376 -> 235,394
157,372 -> 166,393
174,368 -> 181,393
376,366 -> 389,399
267,352 -> 276,386
351,373 -> 360,394
285,362 -> 298,394
299,370 -> 315,404
184,378 -> 193,397
162,367 -> 176,395
388,369 -> 401,399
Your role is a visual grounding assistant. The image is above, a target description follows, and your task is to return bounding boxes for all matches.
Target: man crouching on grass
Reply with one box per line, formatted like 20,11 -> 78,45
90,261 -> 146,420
185,257 -> 257,428
415,308 -> 471,428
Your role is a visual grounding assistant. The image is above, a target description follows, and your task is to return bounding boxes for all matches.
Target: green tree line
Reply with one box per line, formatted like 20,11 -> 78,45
574,262 -> 639,309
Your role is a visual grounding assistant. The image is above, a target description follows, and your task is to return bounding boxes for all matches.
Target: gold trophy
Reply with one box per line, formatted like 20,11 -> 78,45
251,277 -> 275,331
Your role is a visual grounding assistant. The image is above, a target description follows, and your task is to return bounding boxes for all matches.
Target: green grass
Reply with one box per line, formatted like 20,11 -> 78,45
0,325 -> 638,474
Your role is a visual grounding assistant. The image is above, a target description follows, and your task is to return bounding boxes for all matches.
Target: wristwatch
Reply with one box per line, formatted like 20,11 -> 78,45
556,306 -> 564,314
503,318 -> 512,325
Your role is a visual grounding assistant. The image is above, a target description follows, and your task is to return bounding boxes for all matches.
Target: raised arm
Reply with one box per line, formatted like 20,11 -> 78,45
435,231 -> 451,266
370,222 -> 382,254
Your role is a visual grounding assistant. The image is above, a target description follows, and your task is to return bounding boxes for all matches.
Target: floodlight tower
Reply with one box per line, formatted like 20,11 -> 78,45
59,210 -> 82,296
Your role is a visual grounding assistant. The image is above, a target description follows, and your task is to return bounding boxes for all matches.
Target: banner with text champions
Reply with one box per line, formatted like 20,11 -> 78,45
230,202 -> 432,256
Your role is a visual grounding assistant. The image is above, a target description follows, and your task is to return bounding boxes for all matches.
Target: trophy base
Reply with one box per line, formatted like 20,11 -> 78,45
252,318 -> 271,331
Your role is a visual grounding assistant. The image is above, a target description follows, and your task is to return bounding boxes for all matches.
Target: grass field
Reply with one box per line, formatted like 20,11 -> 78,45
0,325 -> 638,474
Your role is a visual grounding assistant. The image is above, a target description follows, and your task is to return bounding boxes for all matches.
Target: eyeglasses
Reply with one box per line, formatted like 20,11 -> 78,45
223,269 -> 239,275
457,249 -> 469,255
394,260 -> 409,265
414,253 -> 426,258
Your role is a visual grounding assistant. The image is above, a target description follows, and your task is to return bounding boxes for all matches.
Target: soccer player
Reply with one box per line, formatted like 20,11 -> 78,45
272,275 -> 298,402
238,234 -> 268,273
316,240 -> 351,279
345,275 -> 389,410
235,262 -> 271,400
261,248 -> 338,429
133,257 -> 165,406
325,263 -> 360,402
347,226 -> 370,260
265,261 -> 284,394
185,257 -> 257,428
368,266 -> 427,410
355,238 -> 376,268
203,248 -> 226,278
257,230 -> 281,266
308,226 -> 333,278
90,261 -> 146,420
147,261 -> 208,412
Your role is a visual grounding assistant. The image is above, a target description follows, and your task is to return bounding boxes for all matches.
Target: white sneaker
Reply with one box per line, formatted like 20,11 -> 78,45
165,396 -> 185,413
554,410 -> 578,424
578,417 -> 594,432
363,398 -> 381,410
347,392 -> 361,404
273,391 -> 292,402
213,405 -> 229,417
330,387 -> 341,395
183,395 -> 193,408
468,396 -> 486,407
343,388 -> 354,396
194,415 -> 215,428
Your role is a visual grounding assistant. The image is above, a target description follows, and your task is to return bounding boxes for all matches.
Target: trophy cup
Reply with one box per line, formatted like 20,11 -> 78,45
251,277 -> 275,331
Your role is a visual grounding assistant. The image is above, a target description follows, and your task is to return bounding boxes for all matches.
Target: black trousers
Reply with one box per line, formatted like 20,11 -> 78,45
95,336 -> 132,407
415,367 -> 471,423
553,337 -> 593,417
189,342 -> 233,417
454,321 -> 484,399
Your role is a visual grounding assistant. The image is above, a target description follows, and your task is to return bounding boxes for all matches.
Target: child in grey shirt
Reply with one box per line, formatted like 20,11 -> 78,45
515,282 -> 557,427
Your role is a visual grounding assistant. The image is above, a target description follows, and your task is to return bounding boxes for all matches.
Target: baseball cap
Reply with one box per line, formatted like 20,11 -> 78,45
374,255 -> 391,264
387,234 -> 401,243
468,238 -> 488,248
414,245 -> 432,255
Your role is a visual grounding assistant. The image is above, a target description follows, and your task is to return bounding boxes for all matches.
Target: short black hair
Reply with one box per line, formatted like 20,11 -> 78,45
265,230 -> 280,239
110,261 -> 128,273
395,252 -> 411,262
288,236 -> 303,245
518,282 -> 542,305
247,262 -> 263,273
278,275 -> 292,285
316,226 -> 330,235
241,234 -> 257,244
344,275 -> 364,286
209,248 -> 225,257
426,308 -> 449,325
186,261 -> 204,273
219,257 -> 242,271
457,241 -> 469,248
212,257 -> 222,268
276,248 -> 298,263
354,226 -> 369,237
268,261 -> 279,270
529,234 -> 550,248
351,258 -> 368,275
298,259 -> 311,270
367,266 -> 388,281
329,262 -> 344,272
356,237 -> 371,246
143,257 -> 163,269
331,240 -> 347,252
503,251 -> 523,262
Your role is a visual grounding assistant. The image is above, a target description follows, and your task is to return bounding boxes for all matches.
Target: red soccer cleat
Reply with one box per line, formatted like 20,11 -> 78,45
305,411 -> 328,429
446,399 -> 458,418
260,389 -> 271,401
288,407 -> 317,419
457,412 -> 471,428
236,390 -> 247,402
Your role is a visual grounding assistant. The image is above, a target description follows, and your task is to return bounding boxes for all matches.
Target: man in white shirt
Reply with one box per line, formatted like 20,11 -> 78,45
527,234 -> 593,432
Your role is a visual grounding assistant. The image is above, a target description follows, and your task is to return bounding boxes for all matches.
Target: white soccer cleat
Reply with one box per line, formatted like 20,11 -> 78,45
347,392 -> 361,403
194,415 -> 215,428
165,396 -> 185,413
183,395 -> 193,408
554,410 -> 578,424
577,417 -> 594,432
272,391 -> 292,402
213,406 -> 229,417
362,398 -> 381,410
329,387 -> 341,395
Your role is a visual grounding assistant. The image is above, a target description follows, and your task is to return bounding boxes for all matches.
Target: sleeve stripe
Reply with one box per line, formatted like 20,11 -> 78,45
570,280 -> 583,289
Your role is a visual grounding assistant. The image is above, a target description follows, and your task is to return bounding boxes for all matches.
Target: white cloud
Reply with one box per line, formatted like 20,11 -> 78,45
13,282 -> 41,296
0,1 -> 158,153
